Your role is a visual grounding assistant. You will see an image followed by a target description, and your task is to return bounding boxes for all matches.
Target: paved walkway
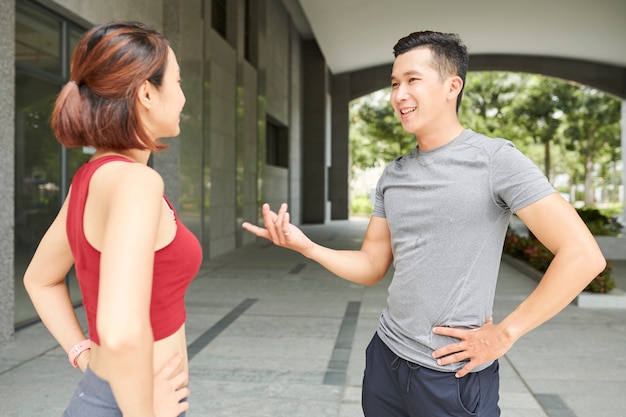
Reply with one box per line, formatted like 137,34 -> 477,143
1,219 -> 625,417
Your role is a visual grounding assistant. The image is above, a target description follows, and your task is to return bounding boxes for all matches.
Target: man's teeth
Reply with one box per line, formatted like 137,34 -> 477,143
400,107 -> 416,114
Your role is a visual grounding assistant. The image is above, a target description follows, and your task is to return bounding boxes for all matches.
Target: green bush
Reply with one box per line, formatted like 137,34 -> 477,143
576,207 -> 623,236
503,230 -> 615,293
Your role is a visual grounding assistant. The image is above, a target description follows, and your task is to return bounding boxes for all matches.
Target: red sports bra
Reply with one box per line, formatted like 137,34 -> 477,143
66,155 -> 202,345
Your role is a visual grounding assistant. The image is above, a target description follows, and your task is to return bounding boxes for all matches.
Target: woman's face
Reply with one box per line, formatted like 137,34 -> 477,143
143,47 -> 186,140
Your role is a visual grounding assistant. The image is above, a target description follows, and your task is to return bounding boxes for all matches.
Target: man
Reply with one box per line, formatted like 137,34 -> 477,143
242,30 -> 605,416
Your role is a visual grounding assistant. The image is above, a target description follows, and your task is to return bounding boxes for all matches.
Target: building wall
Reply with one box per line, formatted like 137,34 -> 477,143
41,0 -> 302,260
5,0 -> 623,347
0,0 -> 16,345
155,0 -> 204,246
265,0 -> 290,125
288,23 -> 303,225
207,34 -> 238,257
238,60 -> 260,247
44,0 -> 163,29
1,0 -> 311,345
261,0 -> 293,218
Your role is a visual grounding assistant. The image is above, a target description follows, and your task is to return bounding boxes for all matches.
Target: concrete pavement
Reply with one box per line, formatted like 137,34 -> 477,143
1,219 -> 625,417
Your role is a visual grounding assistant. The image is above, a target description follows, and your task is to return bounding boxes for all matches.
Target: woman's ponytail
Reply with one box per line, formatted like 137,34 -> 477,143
51,81 -> 86,148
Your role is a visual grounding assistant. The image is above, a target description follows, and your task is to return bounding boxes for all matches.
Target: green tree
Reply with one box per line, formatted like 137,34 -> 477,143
459,71 -> 523,140
350,73 -> 622,210
560,85 -> 622,205
349,89 -> 414,171
510,76 -> 572,182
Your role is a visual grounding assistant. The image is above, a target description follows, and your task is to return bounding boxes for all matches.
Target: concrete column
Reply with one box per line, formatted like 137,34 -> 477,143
288,24 -> 303,225
301,40 -> 328,223
0,0 -> 15,346
622,99 -> 626,226
330,73 -> 351,220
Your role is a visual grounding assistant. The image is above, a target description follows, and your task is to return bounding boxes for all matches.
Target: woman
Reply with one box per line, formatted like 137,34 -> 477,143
23,21 -> 201,417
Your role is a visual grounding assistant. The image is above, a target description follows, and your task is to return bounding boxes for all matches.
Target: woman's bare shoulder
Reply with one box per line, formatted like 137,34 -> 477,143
91,161 -> 164,198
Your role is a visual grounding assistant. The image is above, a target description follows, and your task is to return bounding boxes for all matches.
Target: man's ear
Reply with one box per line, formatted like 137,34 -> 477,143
136,80 -> 154,110
447,75 -> 464,101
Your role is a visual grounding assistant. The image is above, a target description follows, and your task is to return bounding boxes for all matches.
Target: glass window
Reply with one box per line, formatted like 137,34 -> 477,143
212,0 -> 227,38
15,2 -> 61,75
244,0 -> 252,63
267,118 -> 289,168
14,1 -> 87,327
68,25 -> 83,65
14,73 -> 62,326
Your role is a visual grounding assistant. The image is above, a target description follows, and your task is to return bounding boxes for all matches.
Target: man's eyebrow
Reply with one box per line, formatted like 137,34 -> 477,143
391,69 -> 423,81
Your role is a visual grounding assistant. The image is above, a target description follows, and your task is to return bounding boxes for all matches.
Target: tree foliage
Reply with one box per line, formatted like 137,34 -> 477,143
349,71 -> 623,208
560,85 -> 622,204
350,90 -> 415,171
508,76 -> 572,181
459,71 -> 521,139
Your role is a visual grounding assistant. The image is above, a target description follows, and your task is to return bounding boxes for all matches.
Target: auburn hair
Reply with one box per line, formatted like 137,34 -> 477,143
51,21 -> 171,151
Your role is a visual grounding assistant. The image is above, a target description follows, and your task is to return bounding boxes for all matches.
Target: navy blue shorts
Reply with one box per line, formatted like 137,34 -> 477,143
362,333 -> 500,417
64,367 -> 187,417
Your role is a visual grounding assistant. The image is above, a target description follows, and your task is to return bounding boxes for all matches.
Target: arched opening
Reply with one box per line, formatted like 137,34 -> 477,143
348,72 -> 623,220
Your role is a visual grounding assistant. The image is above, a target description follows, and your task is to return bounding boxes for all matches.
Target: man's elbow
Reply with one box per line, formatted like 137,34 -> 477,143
363,268 -> 390,287
580,242 -> 607,279
590,251 -> 607,278
362,279 -> 380,287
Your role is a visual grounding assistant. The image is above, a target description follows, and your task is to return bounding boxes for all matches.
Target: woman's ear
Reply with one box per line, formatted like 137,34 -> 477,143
136,80 -> 154,110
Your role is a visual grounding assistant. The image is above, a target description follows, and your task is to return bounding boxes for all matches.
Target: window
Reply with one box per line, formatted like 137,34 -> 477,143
212,0 -> 227,38
15,4 -> 60,74
14,1 -> 87,327
244,0 -> 256,65
266,118 -> 288,168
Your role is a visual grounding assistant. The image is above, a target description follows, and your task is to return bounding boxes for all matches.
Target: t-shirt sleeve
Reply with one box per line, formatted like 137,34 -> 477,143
372,170 -> 387,218
491,141 -> 556,213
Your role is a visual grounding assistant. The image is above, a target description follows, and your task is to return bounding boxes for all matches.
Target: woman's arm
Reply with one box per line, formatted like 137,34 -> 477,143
94,163 -> 163,417
23,193 -> 91,369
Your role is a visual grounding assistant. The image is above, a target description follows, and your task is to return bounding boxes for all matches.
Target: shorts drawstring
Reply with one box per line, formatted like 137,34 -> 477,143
406,361 -> 420,394
390,355 -> 421,394
391,356 -> 400,370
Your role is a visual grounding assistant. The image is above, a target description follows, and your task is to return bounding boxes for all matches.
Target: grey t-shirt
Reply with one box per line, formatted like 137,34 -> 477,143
372,129 -> 556,372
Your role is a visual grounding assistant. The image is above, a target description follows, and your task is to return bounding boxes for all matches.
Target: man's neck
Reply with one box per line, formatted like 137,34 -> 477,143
415,123 -> 465,151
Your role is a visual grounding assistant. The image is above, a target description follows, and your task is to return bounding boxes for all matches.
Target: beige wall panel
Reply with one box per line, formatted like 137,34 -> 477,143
0,0 -> 16,345
53,0 -> 163,28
